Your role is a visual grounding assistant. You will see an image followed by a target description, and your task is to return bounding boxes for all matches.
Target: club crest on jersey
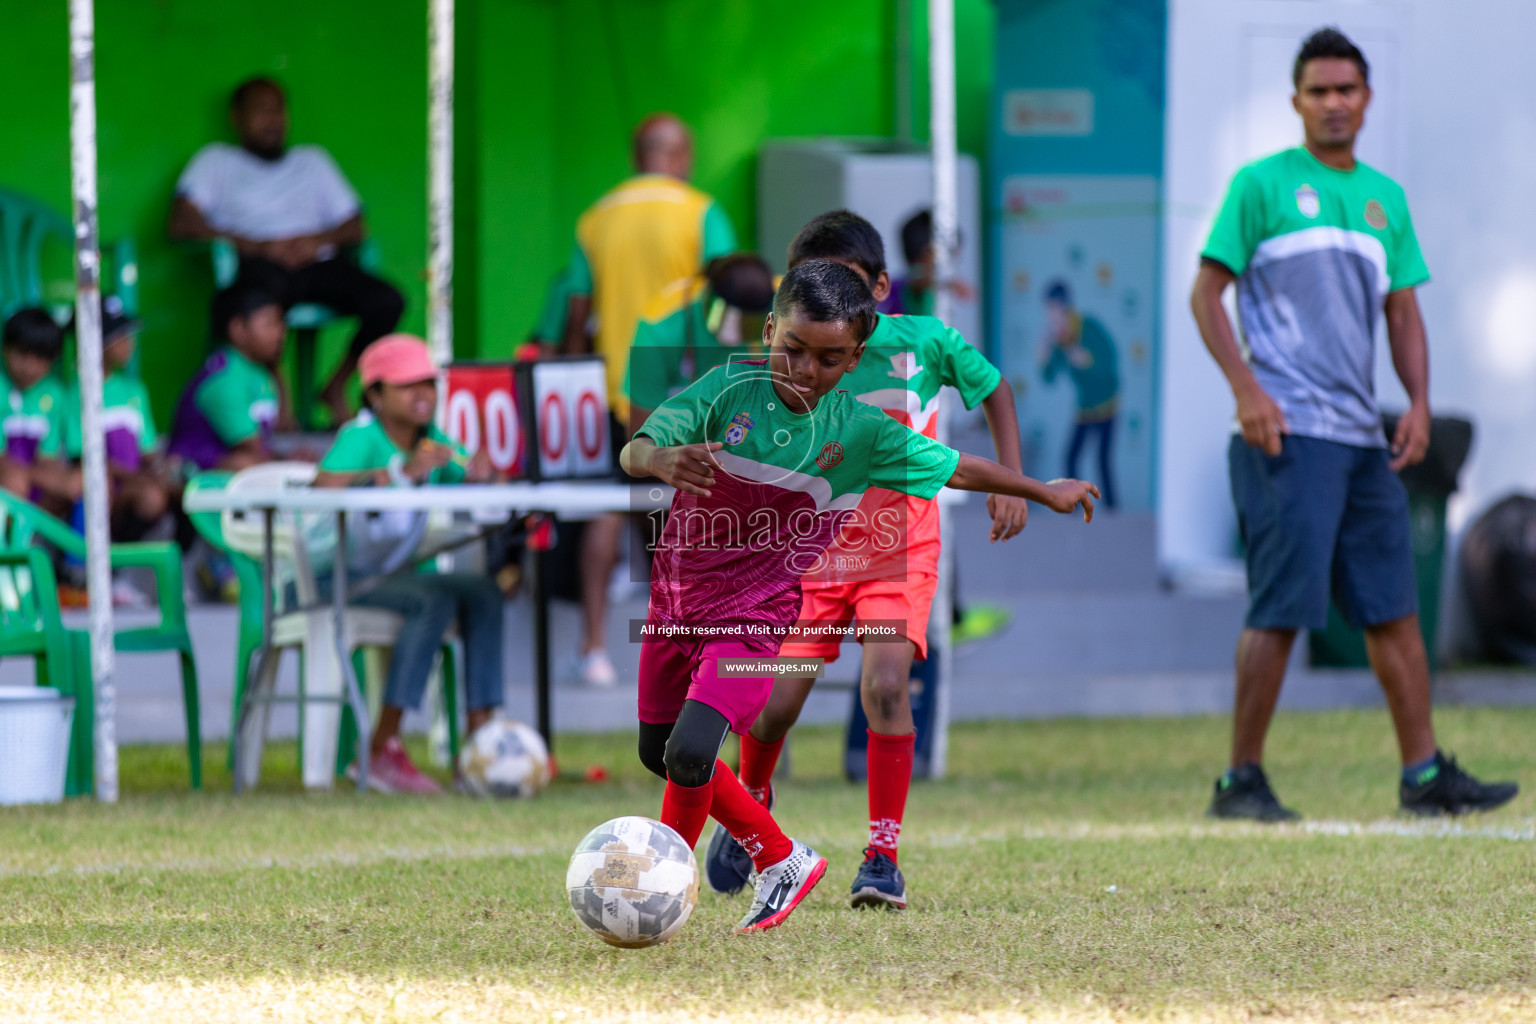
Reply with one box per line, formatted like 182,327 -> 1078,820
1294,184 -> 1320,219
724,411 -> 753,445
887,352 -> 923,380
816,441 -> 845,470
1364,199 -> 1388,229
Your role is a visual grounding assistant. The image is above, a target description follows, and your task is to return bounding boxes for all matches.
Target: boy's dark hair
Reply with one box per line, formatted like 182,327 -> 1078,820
900,210 -> 933,266
231,76 -> 283,110
2,307 -> 65,359
1044,280 -> 1072,306
706,253 -> 775,314
1293,27 -> 1369,87
772,259 -> 878,344
211,282 -> 284,342
787,210 -> 886,281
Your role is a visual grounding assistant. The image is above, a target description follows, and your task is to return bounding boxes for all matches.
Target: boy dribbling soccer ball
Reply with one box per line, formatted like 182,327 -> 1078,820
709,210 -> 1033,911
622,259 -> 1097,934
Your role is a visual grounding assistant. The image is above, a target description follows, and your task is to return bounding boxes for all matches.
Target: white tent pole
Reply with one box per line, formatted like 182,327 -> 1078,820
428,0 -> 454,375
928,0 -> 958,781
68,0 -> 117,803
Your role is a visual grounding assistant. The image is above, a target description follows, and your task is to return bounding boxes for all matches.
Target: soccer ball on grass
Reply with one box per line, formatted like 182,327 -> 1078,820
566,816 -> 699,948
457,716 -> 551,798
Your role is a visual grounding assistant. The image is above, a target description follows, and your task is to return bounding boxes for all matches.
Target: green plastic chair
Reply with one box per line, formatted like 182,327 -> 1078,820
211,238 -> 381,429
183,471 -> 461,786
0,546 -> 95,796
0,490 -> 201,789
1,185 -> 140,334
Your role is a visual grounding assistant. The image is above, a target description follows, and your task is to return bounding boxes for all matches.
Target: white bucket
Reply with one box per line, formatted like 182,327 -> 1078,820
0,685 -> 75,805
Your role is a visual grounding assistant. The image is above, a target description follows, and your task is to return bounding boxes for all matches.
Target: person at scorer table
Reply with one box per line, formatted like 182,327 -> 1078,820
313,334 -> 504,795
710,210 -> 1030,911
618,259 -> 1097,934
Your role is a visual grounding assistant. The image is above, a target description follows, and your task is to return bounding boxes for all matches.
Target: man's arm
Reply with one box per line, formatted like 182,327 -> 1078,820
168,196 -> 272,258
1384,287 -> 1431,472
946,453 -> 1098,522
1190,260 -> 1287,456
979,379 -> 1028,541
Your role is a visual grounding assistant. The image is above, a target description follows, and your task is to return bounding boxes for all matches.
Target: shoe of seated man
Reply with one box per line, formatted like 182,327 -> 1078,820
347,736 -> 442,795
735,839 -> 827,934
705,784 -> 774,895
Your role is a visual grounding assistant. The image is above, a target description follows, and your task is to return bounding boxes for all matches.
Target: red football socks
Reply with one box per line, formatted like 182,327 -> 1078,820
659,761 -> 793,870
707,760 -> 793,871
865,729 -> 915,863
737,732 -> 784,808
660,777 -> 713,848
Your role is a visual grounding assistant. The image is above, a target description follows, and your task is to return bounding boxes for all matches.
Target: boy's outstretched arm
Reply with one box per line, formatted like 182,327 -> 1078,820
620,436 -> 724,498
947,453 -> 1099,523
979,379 -> 1028,542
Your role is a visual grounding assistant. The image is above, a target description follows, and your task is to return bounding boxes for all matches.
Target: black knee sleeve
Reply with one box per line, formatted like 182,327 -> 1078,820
637,721 -> 672,781
661,700 -> 730,789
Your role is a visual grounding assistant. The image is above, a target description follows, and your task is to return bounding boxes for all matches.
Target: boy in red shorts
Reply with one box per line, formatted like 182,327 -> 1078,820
622,258 -> 1096,934
706,211 -> 1032,910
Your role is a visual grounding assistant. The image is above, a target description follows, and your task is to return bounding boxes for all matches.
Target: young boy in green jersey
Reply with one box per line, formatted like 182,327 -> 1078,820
166,283 -> 286,475
708,210 -> 1029,910
314,334 -> 502,794
64,298 -> 172,542
1,308 -> 78,510
621,259 -> 1096,934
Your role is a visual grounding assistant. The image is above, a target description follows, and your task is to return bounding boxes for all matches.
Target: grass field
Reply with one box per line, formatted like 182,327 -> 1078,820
2,707 -> 1534,1023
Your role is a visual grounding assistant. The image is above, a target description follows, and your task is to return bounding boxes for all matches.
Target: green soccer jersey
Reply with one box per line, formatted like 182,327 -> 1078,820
797,312 -> 1000,586
65,372 -> 158,471
637,359 -> 960,629
1,367 -> 66,465
167,346 -> 279,470
320,413 -> 469,485
1202,147 -> 1429,448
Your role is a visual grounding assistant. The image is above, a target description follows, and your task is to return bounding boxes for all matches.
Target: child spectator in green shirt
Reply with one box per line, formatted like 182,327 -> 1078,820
1,308 -> 78,512
314,334 -> 503,794
166,283 -> 285,475
65,297 -> 172,541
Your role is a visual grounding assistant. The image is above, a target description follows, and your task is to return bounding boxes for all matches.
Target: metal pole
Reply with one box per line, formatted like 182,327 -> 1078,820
427,0 -> 454,374
928,0 -> 958,780
69,0 -> 117,803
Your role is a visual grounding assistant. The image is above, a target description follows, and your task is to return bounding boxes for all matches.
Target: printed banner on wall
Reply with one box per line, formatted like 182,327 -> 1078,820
998,174 -> 1159,511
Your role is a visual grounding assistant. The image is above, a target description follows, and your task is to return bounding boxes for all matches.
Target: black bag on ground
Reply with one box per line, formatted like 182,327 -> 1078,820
1459,494 -> 1536,663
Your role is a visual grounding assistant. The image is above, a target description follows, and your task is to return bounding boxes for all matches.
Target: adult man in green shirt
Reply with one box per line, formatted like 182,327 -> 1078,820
1191,27 -> 1516,820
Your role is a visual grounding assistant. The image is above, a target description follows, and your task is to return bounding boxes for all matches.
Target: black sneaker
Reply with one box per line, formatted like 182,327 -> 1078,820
704,824 -> 756,895
849,848 -> 907,910
1207,764 -> 1300,822
1400,751 -> 1519,816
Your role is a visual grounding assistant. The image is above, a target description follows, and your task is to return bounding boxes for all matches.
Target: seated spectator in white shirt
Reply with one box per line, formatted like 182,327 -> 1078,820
168,76 -> 404,425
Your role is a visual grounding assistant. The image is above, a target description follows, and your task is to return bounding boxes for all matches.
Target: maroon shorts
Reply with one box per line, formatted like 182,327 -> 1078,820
637,629 -> 781,735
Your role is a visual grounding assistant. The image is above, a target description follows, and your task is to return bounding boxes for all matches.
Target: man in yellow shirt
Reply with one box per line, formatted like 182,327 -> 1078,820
561,113 -> 736,687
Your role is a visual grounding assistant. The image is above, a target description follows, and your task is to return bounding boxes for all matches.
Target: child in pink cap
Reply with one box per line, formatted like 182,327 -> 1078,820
314,334 -> 502,793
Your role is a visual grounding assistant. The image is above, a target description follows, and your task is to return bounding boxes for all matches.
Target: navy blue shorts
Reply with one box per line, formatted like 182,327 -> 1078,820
1229,434 -> 1417,631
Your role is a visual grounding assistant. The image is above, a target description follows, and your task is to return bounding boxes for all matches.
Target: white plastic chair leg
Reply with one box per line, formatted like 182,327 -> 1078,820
237,647 -> 281,791
301,612 -> 343,790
